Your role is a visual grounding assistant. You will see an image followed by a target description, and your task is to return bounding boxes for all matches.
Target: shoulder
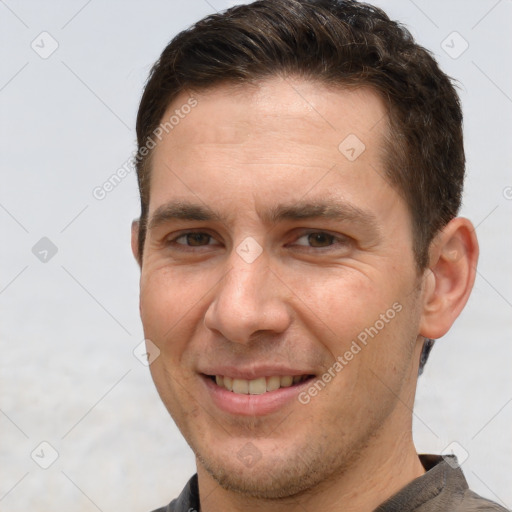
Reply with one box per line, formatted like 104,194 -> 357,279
455,489 -> 510,512
148,474 -> 199,512
148,503 -> 173,512
148,497 -> 187,512
148,499 -> 182,512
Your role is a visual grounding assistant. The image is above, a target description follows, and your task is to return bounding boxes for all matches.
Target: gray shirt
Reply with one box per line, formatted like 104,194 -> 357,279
151,454 -> 509,512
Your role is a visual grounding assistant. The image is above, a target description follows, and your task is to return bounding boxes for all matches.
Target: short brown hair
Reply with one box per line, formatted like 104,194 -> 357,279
135,0 -> 464,270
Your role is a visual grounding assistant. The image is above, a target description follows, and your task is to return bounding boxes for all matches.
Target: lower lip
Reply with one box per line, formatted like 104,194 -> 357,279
201,375 -> 315,416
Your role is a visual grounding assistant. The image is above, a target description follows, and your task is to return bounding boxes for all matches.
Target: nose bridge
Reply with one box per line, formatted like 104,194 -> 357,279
227,255 -> 266,306
204,245 -> 291,344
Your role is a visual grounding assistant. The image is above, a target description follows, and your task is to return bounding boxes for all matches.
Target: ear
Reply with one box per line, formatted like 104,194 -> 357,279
419,217 -> 479,339
131,219 -> 141,267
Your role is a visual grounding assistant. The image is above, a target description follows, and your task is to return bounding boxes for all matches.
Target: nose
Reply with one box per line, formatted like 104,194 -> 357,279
203,248 -> 292,344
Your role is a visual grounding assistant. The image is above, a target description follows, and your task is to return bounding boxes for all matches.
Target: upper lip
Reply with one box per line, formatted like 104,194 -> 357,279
199,365 -> 316,380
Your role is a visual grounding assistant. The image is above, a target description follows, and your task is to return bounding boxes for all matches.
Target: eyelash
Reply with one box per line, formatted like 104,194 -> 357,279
166,230 -> 350,251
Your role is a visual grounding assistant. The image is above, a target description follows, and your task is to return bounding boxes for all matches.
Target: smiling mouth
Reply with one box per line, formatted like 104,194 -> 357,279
205,374 -> 315,395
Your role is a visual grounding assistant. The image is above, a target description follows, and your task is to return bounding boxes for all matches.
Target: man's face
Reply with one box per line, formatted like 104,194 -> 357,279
136,78 -> 426,498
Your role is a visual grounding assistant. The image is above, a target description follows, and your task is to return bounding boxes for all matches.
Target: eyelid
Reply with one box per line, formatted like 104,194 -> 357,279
290,230 -> 351,248
164,228 -> 350,250
167,229 -> 221,246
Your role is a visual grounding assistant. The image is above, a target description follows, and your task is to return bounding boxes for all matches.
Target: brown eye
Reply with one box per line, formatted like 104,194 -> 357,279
174,232 -> 213,246
307,232 -> 335,247
295,232 -> 338,248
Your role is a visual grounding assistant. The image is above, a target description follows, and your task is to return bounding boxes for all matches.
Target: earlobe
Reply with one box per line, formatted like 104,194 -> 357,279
131,219 -> 141,267
419,217 -> 479,340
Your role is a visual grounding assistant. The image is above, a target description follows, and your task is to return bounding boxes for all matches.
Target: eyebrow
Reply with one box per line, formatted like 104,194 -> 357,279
148,198 -> 380,236
260,201 -> 378,227
148,201 -> 222,230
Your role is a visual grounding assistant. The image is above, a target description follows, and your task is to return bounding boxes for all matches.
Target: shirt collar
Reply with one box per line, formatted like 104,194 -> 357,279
374,454 -> 468,511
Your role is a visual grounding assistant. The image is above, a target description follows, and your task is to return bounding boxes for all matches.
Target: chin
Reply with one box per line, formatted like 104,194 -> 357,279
196,441 -> 347,500
200,456 -> 313,499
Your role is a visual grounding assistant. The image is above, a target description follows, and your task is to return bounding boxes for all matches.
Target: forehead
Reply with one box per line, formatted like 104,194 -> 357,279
148,77 -> 395,219
163,77 -> 387,149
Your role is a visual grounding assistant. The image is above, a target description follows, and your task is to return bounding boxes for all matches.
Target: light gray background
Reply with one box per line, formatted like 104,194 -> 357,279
1,1 -> 511,510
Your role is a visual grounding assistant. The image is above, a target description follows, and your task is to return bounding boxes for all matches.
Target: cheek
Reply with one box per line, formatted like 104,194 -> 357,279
348,298 -> 420,400
139,268 -> 202,354
293,267 -> 416,377
283,267 -> 391,339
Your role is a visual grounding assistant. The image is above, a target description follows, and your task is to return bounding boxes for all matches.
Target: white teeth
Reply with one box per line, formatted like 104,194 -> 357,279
213,374 -> 310,394
280,376 -> 293,387
232,378 -> 249,394
224,376 -> 233,391
266,376 -> 280,391
248,377 -> 266,395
